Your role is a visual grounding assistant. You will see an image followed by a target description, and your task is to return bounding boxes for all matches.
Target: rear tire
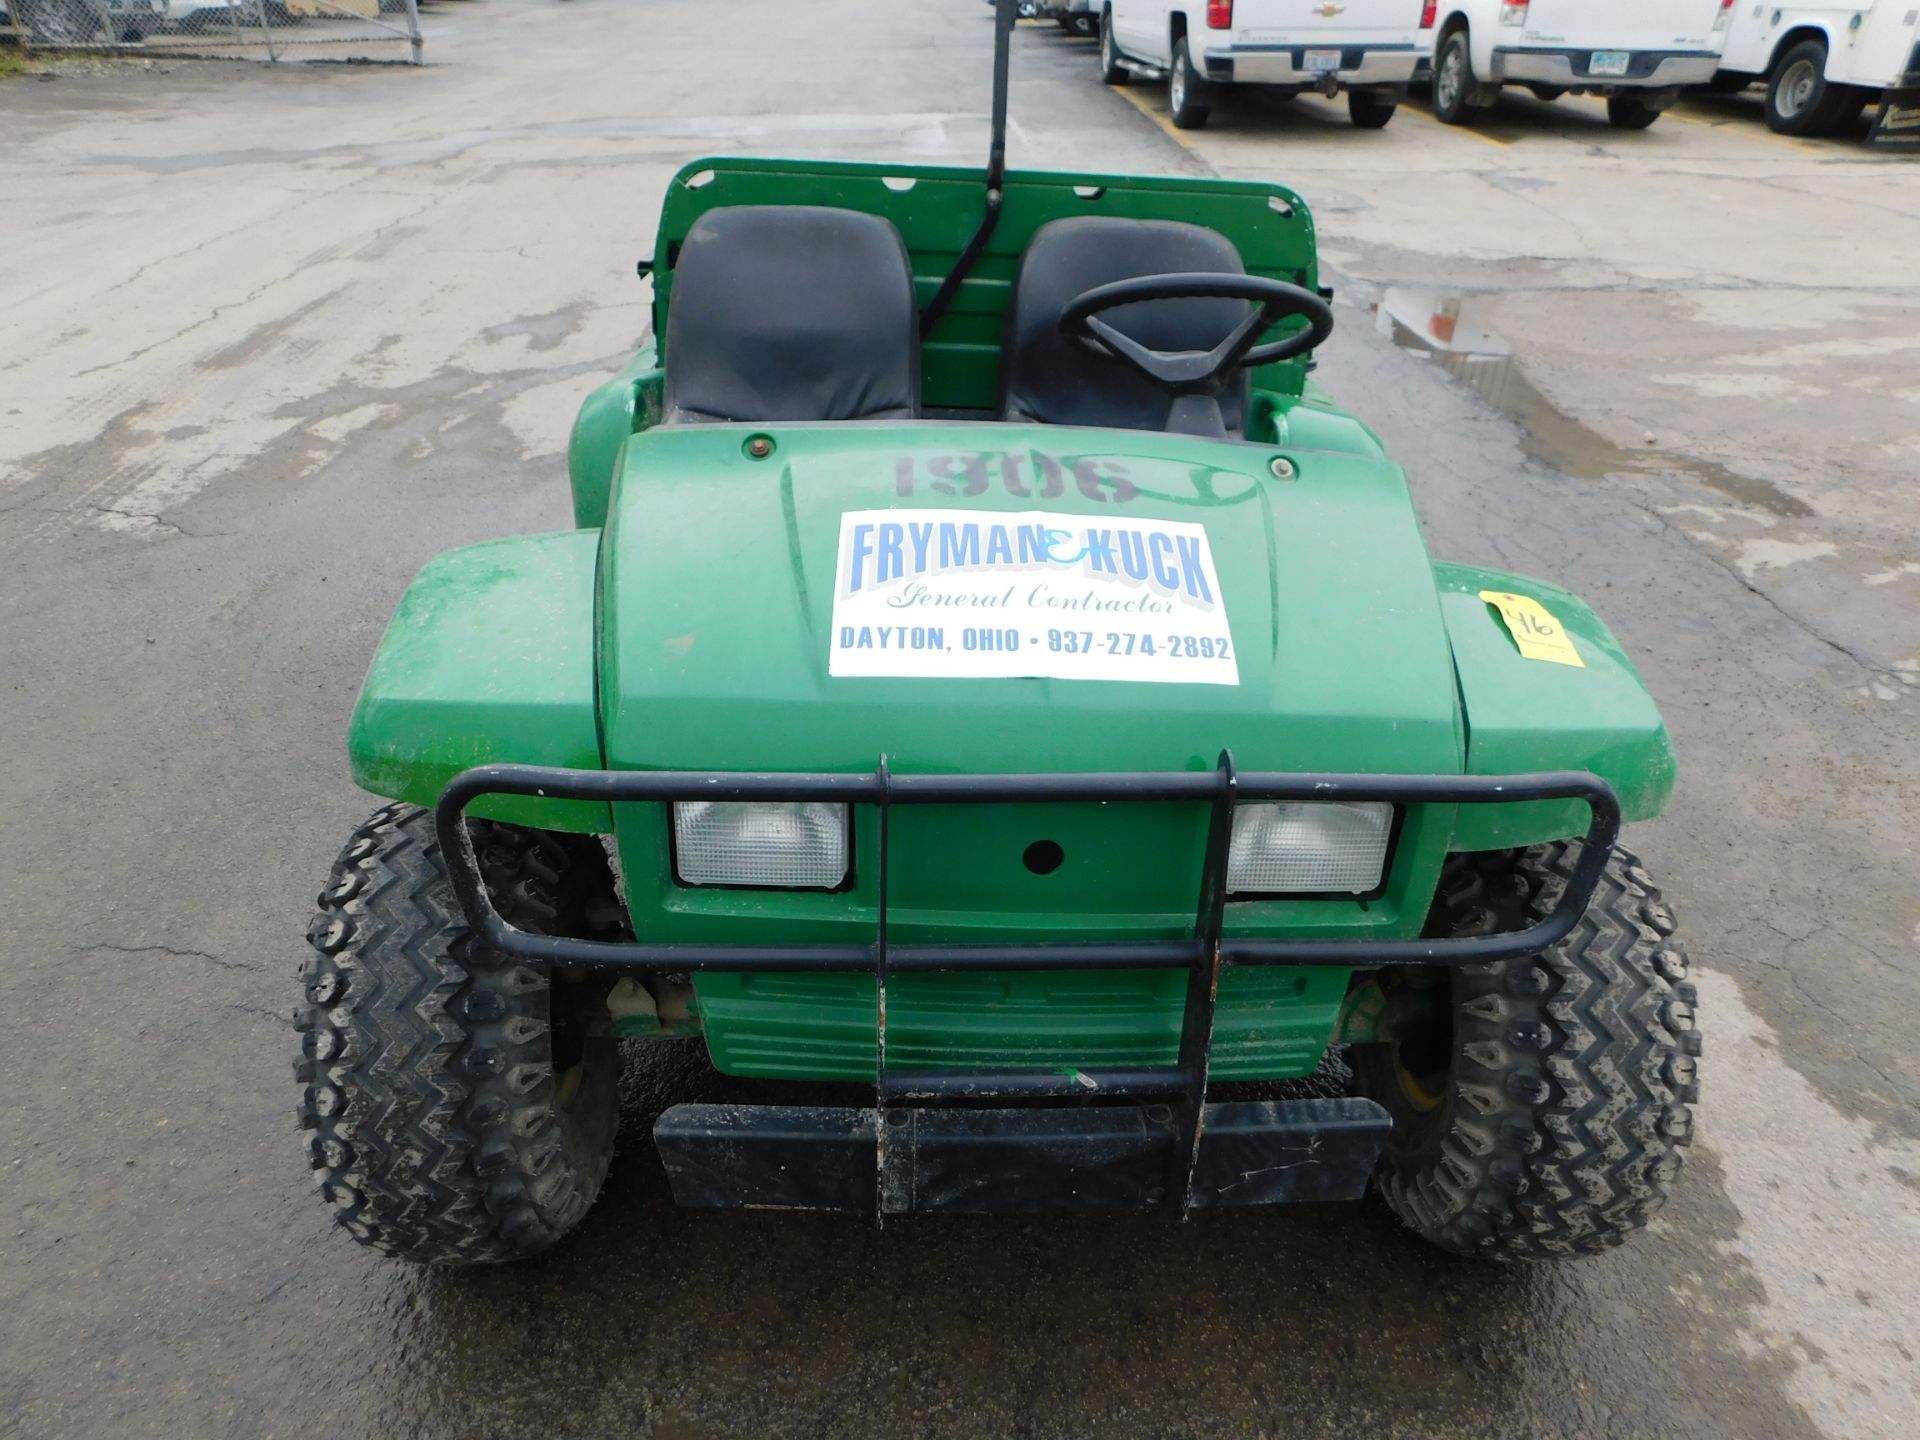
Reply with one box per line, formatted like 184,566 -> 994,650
1099,9 -> 1129,84
1432,29 -> 1482,124
297,804 -> 622,1265
1526,84 -> 1566,102
1169,34 -> 1212,129
1606,95 -> 1662,129
1351,842 -> 1701,1260
1348,89 -> 1397,128
1766,38 -> 1849,136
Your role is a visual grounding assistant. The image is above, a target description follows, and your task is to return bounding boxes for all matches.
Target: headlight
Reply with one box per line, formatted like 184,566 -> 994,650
1226,801 -> 1394,896
672,801 -> 851,889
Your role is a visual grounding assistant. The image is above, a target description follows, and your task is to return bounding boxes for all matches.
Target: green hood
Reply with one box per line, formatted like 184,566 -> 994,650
599,422 -> 1464,781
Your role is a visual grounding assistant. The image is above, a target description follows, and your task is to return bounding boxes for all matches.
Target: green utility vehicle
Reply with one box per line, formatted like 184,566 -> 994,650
296,0 -> 1699,1266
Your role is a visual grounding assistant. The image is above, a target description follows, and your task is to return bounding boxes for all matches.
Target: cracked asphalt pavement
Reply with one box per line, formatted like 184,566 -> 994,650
1,3 -> 1915,1437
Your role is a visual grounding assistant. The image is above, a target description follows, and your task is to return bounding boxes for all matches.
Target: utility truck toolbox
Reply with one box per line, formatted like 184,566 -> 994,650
296,0 -> 1701,1267
1712,0 -> 1920,143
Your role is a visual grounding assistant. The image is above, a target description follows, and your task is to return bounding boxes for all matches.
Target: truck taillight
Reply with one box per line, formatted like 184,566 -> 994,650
1419,0 -> 1436,26
1714,0 -> 1734,27
1207,0 -> 1233,29
1498,0 -> 1528,23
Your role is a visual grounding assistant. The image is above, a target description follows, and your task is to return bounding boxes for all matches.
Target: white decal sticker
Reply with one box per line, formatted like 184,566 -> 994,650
828,508 -> 1238,685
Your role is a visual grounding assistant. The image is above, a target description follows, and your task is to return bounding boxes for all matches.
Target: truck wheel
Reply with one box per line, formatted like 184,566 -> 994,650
1099,9 -> 1128,84
1766,38 -> 1849,136
1348,90 -> 1397,128
1432,29 -> 1483,124
1169,35 -> 1212,128
1606,96 -> 1662,129
296,804 -> 621,1265
1351,842 -> 1701,1260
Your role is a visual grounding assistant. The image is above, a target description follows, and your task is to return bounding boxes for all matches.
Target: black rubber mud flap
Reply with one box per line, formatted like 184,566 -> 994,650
655,1099 -> 1390,1215
1869,90 -> 1920,151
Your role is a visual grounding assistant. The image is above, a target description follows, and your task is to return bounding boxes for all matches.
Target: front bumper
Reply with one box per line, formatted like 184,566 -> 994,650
437,755 -> 1619,1215
658,1097 -> 1392,1214
1487,46 -> 1720,88
1202,44 -> 1421,88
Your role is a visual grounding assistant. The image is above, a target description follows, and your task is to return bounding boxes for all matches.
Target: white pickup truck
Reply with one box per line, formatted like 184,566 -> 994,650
1712,0 -> 1920,140
1426,0 -> 1734,128
1099,0 -> 1427,129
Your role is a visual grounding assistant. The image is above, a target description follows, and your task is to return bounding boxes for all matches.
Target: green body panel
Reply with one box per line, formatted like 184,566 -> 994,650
1266,382 -> 1388,459
1436,562 -> 1678,850
568,368 -> 1380,533
568,343 -> 661,531
348,532 -> 609,833
343,155 -> 1679,1084
697,966 -> 1349,1082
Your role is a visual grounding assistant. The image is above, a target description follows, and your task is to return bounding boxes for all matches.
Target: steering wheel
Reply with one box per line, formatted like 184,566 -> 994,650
1060,273 -> 1335,397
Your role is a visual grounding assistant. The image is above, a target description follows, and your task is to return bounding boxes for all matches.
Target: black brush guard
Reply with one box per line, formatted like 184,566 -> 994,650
436,753 -> 1619,1217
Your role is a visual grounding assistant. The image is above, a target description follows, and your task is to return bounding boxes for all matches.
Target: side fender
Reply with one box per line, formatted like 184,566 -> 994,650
1436,562 -> 1677,851
1769,23 -> 1836,79
1468,15 -> 1495,74
348,531 -> 610,834
568,342 -> 662,530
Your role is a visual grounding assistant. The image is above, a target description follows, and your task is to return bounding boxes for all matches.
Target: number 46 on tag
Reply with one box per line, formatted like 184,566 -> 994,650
1479,590 -> 1585,669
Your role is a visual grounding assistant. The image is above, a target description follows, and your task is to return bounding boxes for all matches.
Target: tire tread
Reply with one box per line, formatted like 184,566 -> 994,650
295,804 -> 617,1265
1365,842 -> 1700,1260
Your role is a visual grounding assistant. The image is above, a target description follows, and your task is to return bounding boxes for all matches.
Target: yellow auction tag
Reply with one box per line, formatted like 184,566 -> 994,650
1478,590 -> 1585,668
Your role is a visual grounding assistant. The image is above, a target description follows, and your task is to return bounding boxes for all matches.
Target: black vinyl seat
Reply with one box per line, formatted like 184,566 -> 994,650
1001,216 -> 1257,435
663,205 -> 921,424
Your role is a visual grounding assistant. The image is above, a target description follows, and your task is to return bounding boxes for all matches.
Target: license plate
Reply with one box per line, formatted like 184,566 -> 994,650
1304,48 -> 1342,73
1589,50 -> 1631,76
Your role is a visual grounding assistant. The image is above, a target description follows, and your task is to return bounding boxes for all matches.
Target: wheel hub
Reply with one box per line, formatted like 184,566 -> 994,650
1780,59 -> 1816,117
1438,48 -> 1462,108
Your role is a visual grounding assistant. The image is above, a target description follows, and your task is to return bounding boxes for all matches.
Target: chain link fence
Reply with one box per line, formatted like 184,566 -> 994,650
3,0 -> 422,64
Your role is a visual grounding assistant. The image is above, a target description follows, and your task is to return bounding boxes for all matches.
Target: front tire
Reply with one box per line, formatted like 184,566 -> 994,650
1169,35 -> 1212,129
1606,95 -> 1662,129
296,804 -> 622,1265
1352,842 -> 1701,1260
1348,89 -> 1397,128
1432,29 -> 1482,124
